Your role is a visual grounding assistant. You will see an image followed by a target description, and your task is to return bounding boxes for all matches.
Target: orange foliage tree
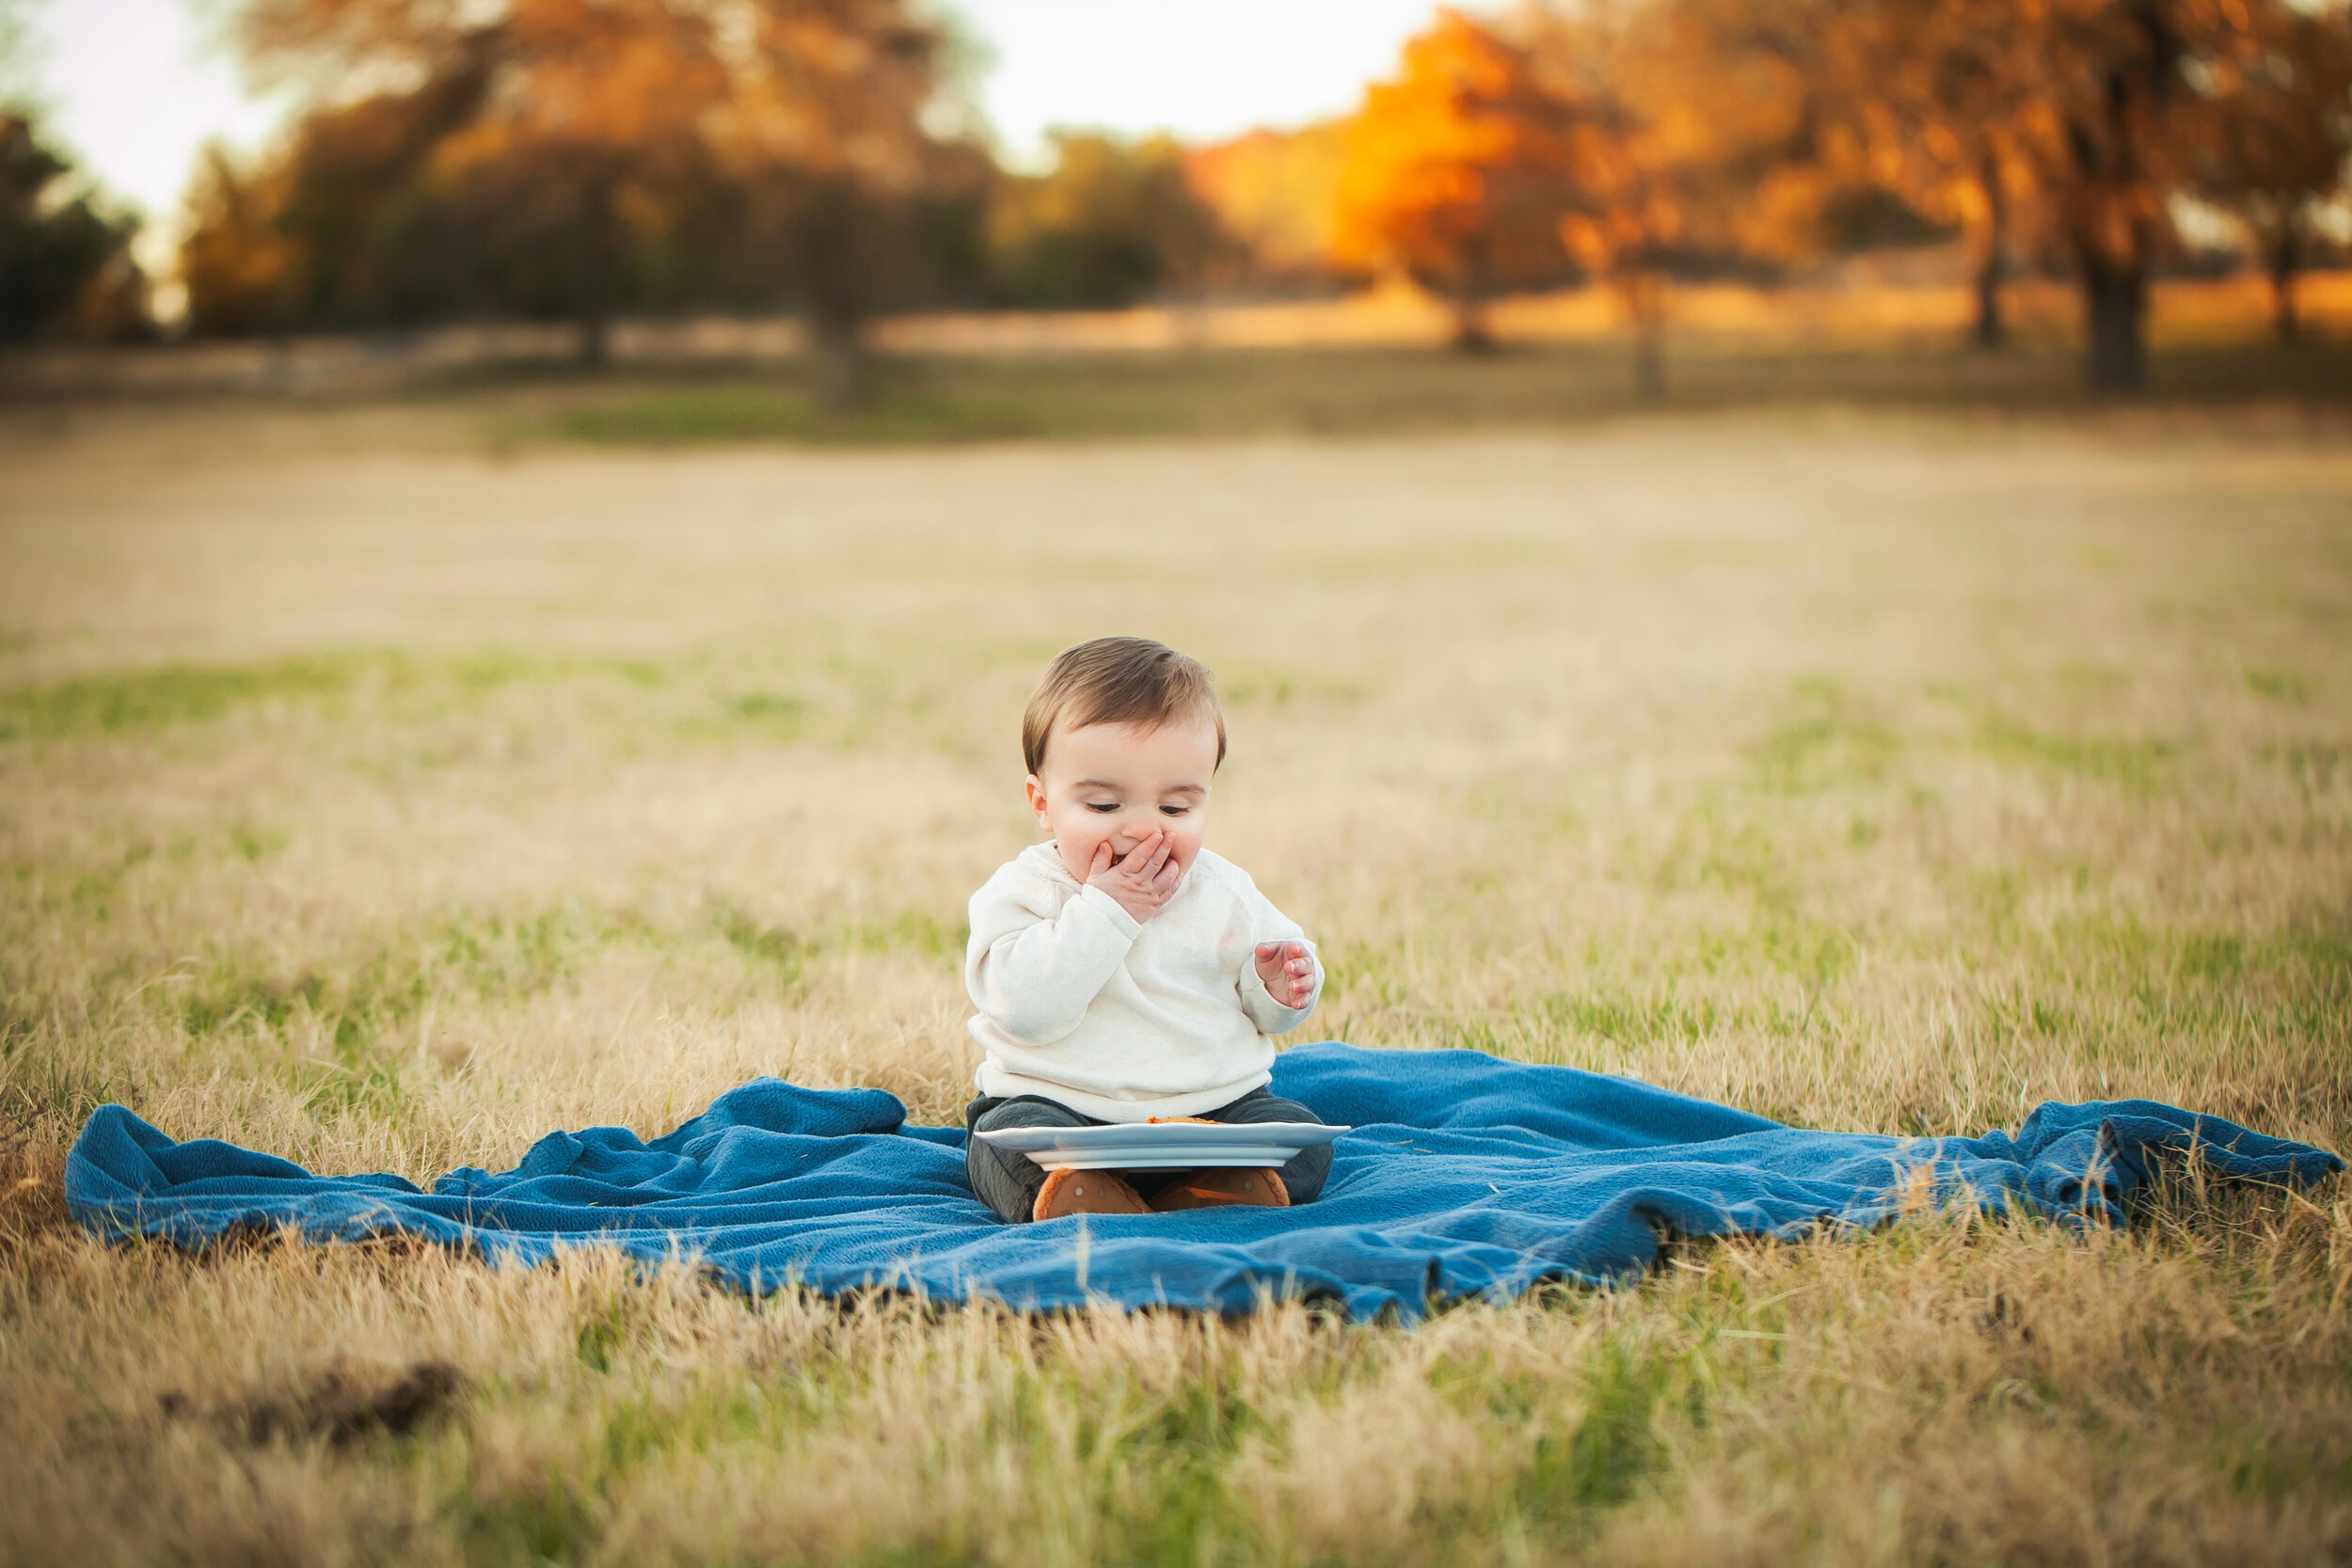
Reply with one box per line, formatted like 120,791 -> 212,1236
1767,0 -> 2045,346
1329,8 -> 1581,348
1528,0 -> 1831,395
207,0 -> 953,400
1333,4 -> 1843,388
1531,8 -> 1686,393
1186,120 -> 1351,288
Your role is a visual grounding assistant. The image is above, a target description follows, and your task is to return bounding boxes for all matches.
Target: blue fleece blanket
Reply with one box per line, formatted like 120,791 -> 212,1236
66,1044 -> 2341,1321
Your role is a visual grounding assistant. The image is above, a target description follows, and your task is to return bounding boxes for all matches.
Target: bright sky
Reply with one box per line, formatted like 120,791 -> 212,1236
27,0 -> 1438,234
32,0 -> 285,223
952,0 -> 1437,161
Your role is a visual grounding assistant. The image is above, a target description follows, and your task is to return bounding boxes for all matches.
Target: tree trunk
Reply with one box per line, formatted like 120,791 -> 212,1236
808,312 -> 867,413
2267,231 -> 2301,344
1971,254 -> 2006,350
1449,290 -> 1495,354
1619,271 -> 1666,399
1633,322 -> 1665,401
578,311 -> 610,371
2082,261 -> 2148,393
1446,246 -> 1495,354
1971,151 -> 2009,350
575,167 -> 617,372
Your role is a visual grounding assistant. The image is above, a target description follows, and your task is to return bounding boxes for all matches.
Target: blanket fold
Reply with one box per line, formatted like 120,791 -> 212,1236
66,1044 -> 2341,1320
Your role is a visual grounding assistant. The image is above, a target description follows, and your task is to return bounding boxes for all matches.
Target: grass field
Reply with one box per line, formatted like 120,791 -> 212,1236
2,349 -> 2349,1565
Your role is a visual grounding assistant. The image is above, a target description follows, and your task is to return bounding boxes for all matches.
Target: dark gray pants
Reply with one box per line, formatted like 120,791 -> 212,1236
964,1086 -> 1333,1223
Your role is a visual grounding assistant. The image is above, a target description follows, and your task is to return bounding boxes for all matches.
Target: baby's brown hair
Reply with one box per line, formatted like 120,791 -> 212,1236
1023,637 -> 1226,777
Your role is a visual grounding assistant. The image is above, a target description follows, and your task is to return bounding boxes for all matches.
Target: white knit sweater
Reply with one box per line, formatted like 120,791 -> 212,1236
964,842 -> 1323,1121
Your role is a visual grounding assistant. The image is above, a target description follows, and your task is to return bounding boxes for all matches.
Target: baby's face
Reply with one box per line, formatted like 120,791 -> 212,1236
1026,718 -> 1217,885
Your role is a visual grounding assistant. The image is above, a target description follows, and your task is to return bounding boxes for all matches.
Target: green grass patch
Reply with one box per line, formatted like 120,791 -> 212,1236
1534,1345 -> 1671,1518
1541,988 -> 1718,1046
175,904 -> 619,1051
1976,717 -> 2181,795
0,654 -> 371,741
713,905 -> 811,989
556,387 -> 1044,446
2264,741 -> 2346,793
103,896 -> 974,1075
1750,710 -> 1901,796
1973,918 -> 2352,1056
0,648 -> 679,746
2246,669 -> 2312,705
842,908 -> 966,960
1746,676 -> 1903,797
459,1479 -> 604,1568
717,690 -> 812,732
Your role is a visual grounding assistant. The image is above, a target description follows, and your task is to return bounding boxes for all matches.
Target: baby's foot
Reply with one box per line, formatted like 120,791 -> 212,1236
1149,1168 -> 1289,1212
1031,1167 -> 1152,1221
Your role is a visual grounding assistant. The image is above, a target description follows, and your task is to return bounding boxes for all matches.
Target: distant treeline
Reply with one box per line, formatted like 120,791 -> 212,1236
4,0 -> 2348,397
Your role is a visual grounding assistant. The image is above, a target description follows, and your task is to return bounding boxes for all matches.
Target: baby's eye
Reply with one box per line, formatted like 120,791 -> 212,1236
1086,801 -> 1120,814
1159,805 -> 1189,816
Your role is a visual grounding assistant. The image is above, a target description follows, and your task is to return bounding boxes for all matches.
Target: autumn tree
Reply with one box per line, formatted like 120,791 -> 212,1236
2020,0 -> 2196,389
1520,9 -> 1685,391
182,53 -> 498,336
416,4 -> 731,368
708,0 -> 961,405
1521,0 -> 1835,394
1763,0 -> 2044,346
1185,120 -> 1351,288
1988,0 -> 2341,389
180,145 -> 300,336
1729,0 -> 2329,390
205,0 -> 956,401
2183,0 -> 2352,341
1330,8 -> 1582,348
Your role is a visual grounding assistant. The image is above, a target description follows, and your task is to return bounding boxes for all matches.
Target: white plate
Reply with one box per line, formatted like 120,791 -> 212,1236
974,1120 -> 1349,1171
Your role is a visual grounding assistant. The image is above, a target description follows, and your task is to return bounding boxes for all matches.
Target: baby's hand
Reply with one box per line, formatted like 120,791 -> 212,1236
1087,832 -> 1182,924
1254,941 -> 1316,1009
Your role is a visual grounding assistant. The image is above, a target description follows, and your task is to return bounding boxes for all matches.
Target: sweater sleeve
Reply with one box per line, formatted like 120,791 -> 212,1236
1231,870 -> 1323,1036
965,863 -> 1140,1047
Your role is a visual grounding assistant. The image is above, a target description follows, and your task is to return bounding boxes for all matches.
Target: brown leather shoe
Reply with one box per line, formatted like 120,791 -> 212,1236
1031,1167 -> 1152,1221
1149,1167 -> 1290,1212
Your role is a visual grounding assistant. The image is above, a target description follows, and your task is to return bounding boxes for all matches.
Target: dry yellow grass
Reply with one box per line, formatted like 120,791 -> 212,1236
0,394 -> 2346,1565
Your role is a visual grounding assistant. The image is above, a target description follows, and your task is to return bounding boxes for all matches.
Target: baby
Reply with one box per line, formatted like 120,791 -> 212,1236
962,637 -> 1334,1222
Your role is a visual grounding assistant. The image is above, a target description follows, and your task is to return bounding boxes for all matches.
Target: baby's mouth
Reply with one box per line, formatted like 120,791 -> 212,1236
1109,837 -> 1169,868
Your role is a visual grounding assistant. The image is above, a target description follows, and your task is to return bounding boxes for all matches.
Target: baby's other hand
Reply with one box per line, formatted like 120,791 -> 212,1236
1254,941 -> 1316,1009
1088,832 -> 1182,923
